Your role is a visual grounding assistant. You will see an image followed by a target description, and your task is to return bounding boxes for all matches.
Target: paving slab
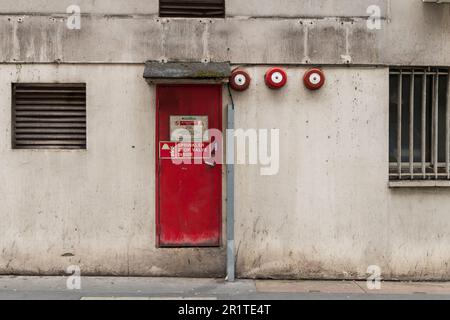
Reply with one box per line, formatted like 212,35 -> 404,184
0,276 -> 257,299
355,281 -> 450,295
255,280 -> 365,294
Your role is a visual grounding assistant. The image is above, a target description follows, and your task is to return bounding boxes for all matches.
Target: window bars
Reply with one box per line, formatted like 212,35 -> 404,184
389,68 -> 450,180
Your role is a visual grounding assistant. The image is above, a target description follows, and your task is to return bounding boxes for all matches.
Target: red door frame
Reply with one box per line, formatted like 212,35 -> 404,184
155,84 -> 223,248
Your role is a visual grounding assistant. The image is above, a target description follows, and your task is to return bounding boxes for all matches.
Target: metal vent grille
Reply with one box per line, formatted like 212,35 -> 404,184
12,83 -> 87,149
159,0 -> 225,18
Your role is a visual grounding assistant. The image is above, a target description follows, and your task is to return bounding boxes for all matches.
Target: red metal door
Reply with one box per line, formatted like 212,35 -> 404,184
156,84 -> 222,247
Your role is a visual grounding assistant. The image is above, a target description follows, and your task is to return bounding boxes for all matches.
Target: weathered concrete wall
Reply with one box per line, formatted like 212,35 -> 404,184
0,0 -> 387,16
0,65 -> 448,280
233,67 -> 450,280
0,64 -> 225,276
0,0 -> 448,65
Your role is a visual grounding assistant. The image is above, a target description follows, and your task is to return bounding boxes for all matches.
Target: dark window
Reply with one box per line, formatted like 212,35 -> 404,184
159,0 -> 225,18
389,68 -> 450,180
12,83 -> 87,149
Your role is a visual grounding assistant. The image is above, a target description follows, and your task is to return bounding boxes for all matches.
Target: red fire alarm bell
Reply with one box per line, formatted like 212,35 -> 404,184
230,69 -> 251,91
304,68 -> 325,90
265,68 -> 287,89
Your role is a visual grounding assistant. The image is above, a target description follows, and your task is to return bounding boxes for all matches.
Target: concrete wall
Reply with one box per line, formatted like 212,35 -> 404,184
0,65 -> 448,280
0,0 -> 385,16
233,67 -> 450,280
0,64 -> 225,276
0,0 -> 448,65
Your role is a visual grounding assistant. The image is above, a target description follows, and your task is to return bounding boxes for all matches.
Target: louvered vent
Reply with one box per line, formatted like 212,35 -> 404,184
12,83 -> 87,149
159,0 -> 225,18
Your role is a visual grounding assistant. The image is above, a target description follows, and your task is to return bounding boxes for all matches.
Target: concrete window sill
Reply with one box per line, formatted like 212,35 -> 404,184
389,180 -> 450,188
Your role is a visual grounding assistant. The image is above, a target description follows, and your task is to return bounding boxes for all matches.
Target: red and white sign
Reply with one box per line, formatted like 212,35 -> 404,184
170,115 -> 208,142
159,141 -> 212,160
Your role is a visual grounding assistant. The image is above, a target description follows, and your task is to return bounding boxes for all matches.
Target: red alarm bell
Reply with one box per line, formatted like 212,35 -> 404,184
230,69 -> 251,91
265,67 -> 287,89
304,68 -> 325,90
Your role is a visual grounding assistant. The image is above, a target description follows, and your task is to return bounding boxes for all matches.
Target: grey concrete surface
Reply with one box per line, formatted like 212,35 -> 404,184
0,0 -> 386,17
1,64 -> 449,280
0,0 -> 448,65
0,276 -> 448,300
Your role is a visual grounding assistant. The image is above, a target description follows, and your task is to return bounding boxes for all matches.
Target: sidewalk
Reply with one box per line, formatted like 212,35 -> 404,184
0,276 -> 449,300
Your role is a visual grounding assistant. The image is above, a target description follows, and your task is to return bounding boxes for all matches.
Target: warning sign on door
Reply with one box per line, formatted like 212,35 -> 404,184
159,141 -> 212,160
170,116 -> 208,142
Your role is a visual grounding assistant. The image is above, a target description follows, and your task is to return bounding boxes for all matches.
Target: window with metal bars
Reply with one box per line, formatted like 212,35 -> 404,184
12,83 -> 87,149
389,68 -> 450,180
159,0 -> 225,18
